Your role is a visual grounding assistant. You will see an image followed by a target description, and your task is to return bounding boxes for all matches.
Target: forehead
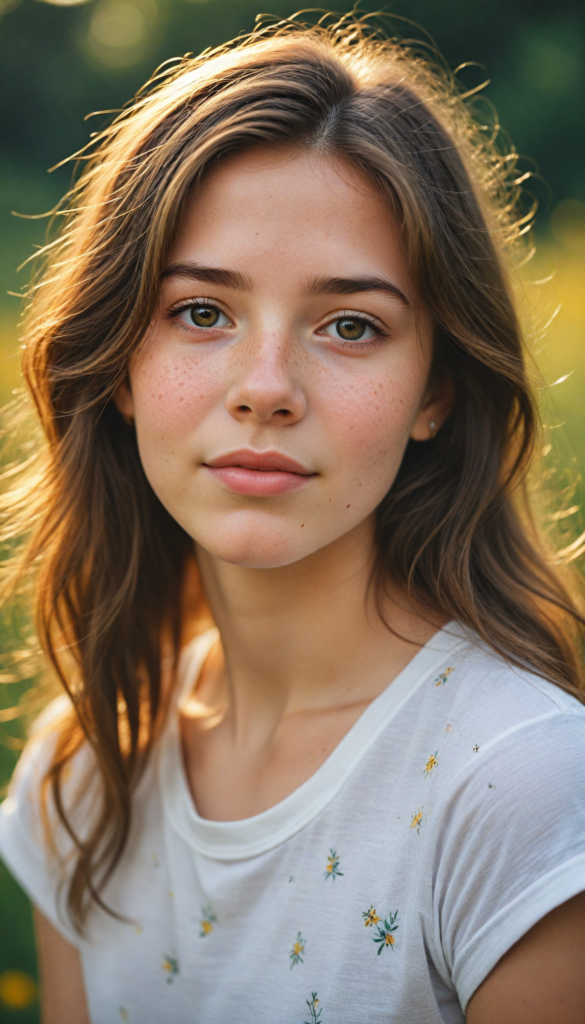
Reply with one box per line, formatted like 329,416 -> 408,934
170,148 -> 409,295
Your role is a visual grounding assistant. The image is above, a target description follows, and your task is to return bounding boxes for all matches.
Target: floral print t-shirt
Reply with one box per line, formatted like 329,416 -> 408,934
1,623 -> 585,1024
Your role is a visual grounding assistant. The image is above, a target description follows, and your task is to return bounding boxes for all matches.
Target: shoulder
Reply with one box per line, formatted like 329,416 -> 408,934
429,630 -> 585,828
435,626 -> 585,763
419,630 -> 585,1009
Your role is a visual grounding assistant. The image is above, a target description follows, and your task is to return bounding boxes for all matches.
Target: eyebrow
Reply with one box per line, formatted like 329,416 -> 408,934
162,262 -> 410,309
304,275 -> 410,308
161,261 -> 253,291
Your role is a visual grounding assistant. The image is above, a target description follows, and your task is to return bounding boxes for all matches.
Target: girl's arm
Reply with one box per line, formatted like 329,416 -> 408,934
34,908 -> 90,1024
466,891 -> 585,1023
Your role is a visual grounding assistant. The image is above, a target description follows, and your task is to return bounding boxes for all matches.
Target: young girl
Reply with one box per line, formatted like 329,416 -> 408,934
1,15 -> 584,1024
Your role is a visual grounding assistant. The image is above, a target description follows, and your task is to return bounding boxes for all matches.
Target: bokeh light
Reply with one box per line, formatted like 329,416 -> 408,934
0,969 -> 38,1009
85,0 -> 158,68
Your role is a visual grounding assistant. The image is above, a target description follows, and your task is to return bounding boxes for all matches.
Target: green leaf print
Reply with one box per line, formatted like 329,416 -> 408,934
304,992 -> 323,1023
199,905 -> 217,937
290,932 -> 306,968
434,666 -> 455,686
162,955 -> 179,983
324,849 -> 344,881
373,910 -> 399,954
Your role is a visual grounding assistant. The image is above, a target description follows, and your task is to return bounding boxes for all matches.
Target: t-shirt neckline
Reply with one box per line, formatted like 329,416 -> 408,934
158,621 -> 471,860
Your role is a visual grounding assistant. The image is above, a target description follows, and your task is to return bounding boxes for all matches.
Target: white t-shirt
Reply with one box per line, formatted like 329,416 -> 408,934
1,622 -> 585,1024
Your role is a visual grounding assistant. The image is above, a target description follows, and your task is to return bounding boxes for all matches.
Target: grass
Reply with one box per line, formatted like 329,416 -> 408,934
0,240 -> 583,1021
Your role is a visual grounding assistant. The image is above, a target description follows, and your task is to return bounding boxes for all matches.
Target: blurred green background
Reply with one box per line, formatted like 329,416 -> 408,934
0,0 -> 583,1017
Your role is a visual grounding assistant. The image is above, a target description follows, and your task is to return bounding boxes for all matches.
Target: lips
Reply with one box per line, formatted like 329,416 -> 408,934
204,449 -> 316,496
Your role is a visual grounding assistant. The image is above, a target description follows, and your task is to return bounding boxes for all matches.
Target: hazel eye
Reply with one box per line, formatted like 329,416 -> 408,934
177,304 -> 231,329
323,317 -> 378,342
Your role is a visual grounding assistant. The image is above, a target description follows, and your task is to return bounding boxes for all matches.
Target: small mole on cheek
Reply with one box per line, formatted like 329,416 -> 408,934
301,524 -> 305,528
346,504 -> 351,509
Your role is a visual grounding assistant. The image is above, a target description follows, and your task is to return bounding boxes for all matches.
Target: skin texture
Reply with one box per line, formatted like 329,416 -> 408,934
120,148 -> 442,571
117,148 -> 450,819
37,149 -> 584,1021
35,909 -> 90,1024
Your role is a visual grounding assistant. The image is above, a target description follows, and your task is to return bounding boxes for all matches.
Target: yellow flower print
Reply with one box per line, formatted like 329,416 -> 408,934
409,808 -> 424,834
435,667 -> 455,687
119,1009 -> 129,1022
304,991 -> 323,1023
372,910 -> 399,955
324,849 -> 344,881
290,932 -> 306,968
162,955 -> 179,984
362,906 -> 381,928
199,905 -> 217,937
424,751 -> 438,776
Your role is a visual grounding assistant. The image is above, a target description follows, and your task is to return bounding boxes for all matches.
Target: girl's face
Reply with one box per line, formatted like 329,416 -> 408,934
118,149 -> 445,569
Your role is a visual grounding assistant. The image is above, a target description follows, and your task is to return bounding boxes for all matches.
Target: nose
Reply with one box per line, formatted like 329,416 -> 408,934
225,333 -> 307,426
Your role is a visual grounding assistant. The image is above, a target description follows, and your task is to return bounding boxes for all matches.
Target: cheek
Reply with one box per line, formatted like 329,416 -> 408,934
324,363 -> 421,483
130,343 -> 221,443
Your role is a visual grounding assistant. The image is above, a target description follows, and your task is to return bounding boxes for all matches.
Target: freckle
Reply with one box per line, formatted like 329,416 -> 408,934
301,524 -> 305,528
346,504 -> 351,508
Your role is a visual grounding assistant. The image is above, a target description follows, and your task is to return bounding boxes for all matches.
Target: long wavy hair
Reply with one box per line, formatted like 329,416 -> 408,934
4,13 -> 584,931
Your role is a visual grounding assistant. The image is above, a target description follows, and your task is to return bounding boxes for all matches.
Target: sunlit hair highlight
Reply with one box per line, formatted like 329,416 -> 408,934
3,11 -> 584,931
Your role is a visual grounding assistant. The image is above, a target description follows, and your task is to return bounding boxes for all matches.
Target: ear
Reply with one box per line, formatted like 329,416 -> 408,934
409,375 -> 455,442
112,376 -> 135,425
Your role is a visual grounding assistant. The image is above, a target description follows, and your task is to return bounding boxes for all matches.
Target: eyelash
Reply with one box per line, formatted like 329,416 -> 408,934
319,310 -> 389,349
165,300 -> 389,348
165,298 -> 232,330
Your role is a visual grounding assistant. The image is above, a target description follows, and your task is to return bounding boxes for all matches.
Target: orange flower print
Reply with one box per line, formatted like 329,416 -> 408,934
162,955 -> 179,984
424,752 -> 438,777
324,849 -> 343,881
435,667 -> 455,687
409,808 -> 424,834
199,905 -> 217,937
372,911 -> 399,955
362,906 -> 381,928
304,992 -> 323,1023
290,932 -> 306,968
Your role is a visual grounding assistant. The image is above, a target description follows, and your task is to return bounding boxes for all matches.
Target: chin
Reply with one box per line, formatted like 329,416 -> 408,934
189,511 -> 322,569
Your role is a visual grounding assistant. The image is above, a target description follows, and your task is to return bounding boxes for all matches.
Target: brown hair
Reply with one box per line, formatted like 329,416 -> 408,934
4,12 -> 584,930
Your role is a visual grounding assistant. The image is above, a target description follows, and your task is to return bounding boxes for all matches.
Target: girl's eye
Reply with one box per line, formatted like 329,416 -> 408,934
323,317 -> 379,343
177,304 -> 231,329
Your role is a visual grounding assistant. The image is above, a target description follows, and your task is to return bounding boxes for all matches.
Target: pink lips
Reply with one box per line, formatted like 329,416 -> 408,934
204,449 -> 316,496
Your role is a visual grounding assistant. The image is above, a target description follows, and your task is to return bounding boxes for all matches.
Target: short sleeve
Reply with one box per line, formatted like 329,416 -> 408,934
424,710 -> 585,1011
0,697 -> 86,945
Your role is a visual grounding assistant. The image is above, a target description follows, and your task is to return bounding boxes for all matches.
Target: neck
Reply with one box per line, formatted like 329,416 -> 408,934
195,517 -> 442,742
